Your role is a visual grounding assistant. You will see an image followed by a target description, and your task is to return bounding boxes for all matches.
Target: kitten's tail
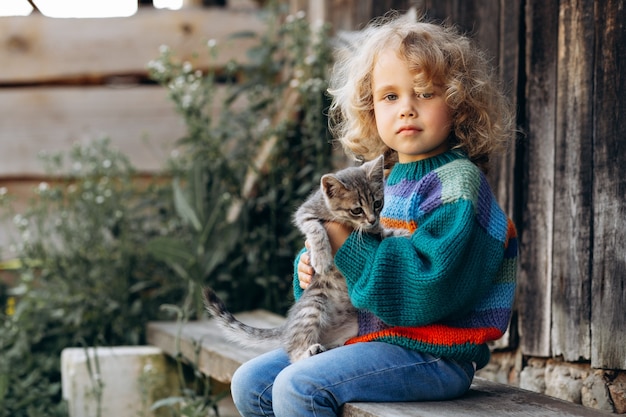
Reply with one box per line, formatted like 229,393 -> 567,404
202,287 -> 283,350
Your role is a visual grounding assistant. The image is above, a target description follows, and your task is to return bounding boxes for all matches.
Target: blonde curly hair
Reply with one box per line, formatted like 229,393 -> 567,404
328,11 -> 515,172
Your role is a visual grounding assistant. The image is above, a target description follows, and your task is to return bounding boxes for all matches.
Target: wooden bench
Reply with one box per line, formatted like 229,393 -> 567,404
147,310 -> 613,417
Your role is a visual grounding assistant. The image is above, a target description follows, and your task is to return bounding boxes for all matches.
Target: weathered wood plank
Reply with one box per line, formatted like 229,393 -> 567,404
342,378 -> 614,417
0,8 -> 264,83
492,0 -> 522,219
146,311 -> 285,383
422,0 -> 501,41
591,0 -> 626,370
0,85 -> 185,176
551,0 -> 594,363
517,0 -> 559,358
491,0 -> 522,351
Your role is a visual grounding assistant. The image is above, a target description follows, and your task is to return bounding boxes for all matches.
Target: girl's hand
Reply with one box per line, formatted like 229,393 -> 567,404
298,222 -> 351,290
325,221 -> 352,254
298,241 -> 315,289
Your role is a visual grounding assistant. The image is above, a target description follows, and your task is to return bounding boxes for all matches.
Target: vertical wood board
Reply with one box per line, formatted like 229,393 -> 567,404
489,0 -> 522,350
517,0 -> 559,358
550,0 -> 594,362
491,0 -> 522,219
591,0 -> 626,370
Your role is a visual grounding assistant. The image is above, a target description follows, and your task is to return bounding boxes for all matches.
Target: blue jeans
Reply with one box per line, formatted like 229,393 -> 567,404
230,342 -> 475,417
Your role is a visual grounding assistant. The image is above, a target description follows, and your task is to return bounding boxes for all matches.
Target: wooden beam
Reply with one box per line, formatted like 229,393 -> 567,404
591,0 -> 626,370
0,85 -> 185,176
517,0 -> 559,358
0,8 -> 264,84
343,379 -> 615,417
551,0 -> 594,363
0,84 -> 248,177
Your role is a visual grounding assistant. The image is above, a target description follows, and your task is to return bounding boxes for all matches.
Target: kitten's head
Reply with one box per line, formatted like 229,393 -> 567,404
320,155 -> 385,232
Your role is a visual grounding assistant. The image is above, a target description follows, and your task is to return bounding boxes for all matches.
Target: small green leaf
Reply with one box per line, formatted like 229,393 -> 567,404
173,179 -> 202,232
146,237 -> 195,267
151,396 -> 186,410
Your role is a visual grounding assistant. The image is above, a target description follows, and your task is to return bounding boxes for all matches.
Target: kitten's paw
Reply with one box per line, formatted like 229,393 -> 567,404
310,252 -> 334,274
289,345 -> 325,363
307,343 -> 326,357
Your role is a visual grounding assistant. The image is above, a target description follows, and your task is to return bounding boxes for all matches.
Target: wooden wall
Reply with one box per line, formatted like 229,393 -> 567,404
520,0 -> 625,370
0,2 -> 263,251
294,0 -> 626,371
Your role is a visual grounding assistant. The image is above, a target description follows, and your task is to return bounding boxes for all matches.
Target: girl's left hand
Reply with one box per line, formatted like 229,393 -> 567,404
298,241 -> 314,289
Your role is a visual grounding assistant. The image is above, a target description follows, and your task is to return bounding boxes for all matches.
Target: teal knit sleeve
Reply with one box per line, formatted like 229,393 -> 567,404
292,247 -> 307,301
334,200 -> 504,327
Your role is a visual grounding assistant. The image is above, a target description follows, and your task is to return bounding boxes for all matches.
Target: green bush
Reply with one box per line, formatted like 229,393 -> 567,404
146,4 -> 334,317
0,3 -> 334,416
0,139 -> 183,416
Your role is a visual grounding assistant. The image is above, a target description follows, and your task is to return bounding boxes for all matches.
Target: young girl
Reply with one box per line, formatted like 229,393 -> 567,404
230,11 -> 518,417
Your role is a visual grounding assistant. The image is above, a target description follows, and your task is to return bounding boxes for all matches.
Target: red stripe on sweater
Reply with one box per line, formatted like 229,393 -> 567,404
345,325 -> 503,346
505,219 -> 517,247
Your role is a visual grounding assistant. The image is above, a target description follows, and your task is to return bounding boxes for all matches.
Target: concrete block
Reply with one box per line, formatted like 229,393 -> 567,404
582,370 -> 615,412
61,346 -> 177,417
519,357 -> 547,394
544,359 -> 589,404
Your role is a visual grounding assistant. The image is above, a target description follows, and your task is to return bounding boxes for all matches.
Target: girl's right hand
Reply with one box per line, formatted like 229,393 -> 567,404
298,242 -> 315,289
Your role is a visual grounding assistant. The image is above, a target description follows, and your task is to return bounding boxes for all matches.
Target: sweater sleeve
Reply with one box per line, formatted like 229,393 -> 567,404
292,246 -> 307,301
334,199 -> 504,327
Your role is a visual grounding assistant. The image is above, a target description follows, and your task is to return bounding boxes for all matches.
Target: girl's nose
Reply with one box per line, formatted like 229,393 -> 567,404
400,101 -> 417,118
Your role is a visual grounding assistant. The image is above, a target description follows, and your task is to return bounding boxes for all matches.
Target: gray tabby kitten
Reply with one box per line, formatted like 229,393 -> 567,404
203,155 -> 395,363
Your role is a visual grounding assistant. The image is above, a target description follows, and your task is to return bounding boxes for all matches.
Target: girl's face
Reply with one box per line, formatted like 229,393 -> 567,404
371,50 -> 452,163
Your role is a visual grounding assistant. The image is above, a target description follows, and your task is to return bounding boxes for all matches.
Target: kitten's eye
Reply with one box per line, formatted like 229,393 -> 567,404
374,200 -> 383,210
350,208 -> 364,216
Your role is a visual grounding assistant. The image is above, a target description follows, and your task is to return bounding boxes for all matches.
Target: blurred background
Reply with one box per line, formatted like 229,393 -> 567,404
0,1 -> 624,416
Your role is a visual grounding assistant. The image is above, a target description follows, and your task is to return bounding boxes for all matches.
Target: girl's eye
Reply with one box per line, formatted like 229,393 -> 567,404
417,92 -> 434,99
384,93 -> 398,101
350,207 -> 364,216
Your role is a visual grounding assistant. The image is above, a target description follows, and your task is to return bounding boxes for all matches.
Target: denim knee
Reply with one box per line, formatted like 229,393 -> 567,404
230,365 -> 254,416
272,365 -> 338,417
231,362 -> 272,417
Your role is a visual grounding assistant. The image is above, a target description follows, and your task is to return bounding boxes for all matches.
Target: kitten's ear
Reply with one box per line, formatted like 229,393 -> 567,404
402,7 -> 418,23
321,174 -> 346,198
364,155 -> 385,182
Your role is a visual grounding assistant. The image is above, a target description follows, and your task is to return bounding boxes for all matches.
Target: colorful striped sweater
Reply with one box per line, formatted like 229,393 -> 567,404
294,150 -> 517,369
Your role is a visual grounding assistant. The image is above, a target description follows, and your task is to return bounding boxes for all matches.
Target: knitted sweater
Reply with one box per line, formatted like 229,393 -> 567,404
294,151 -> 517,369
